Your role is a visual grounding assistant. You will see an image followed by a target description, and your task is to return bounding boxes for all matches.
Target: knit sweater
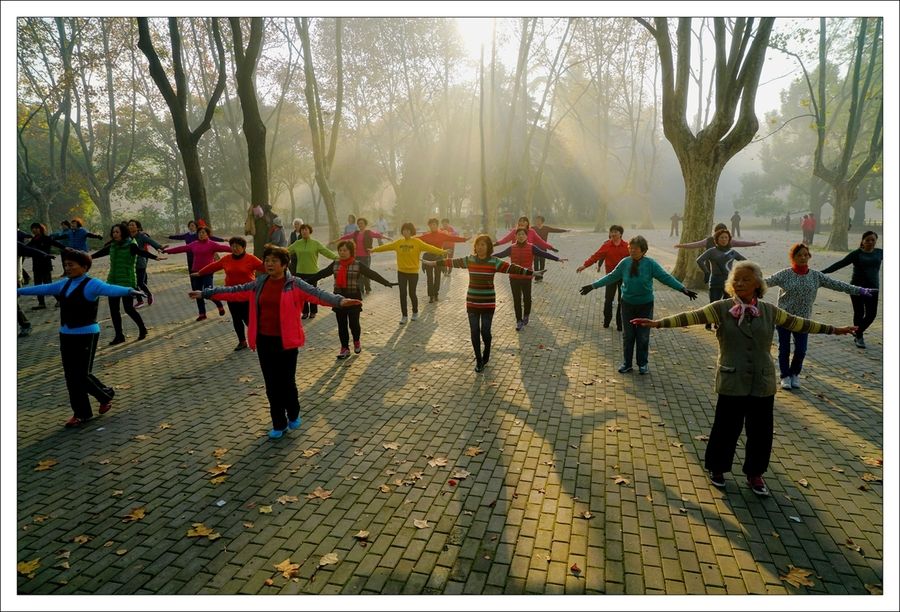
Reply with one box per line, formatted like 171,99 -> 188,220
309,259 -> 394,305
494,242 -> 560,279
581,239 -> 629,273
286,238 -> 338,274
195,253 -> 265,286
338,229 -> 386,257
444,255 -> 531,312
821,248 -> 883,289
533,224 -> 568,242
371,237 -> 445,274
764,268 -> 864,319
591,256 -> 685,305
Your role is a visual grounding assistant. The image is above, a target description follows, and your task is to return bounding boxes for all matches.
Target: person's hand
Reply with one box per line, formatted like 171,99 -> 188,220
533,270 -> 544,280
755,241 -> 767,245
860,288 -> 878,298
630,318 -> 657,328
157,255 -> 168,260
188,290 -> 202,299
576,265 -> 586,273
339,298 -> 362,308
579,284 -> 594,295
833,325 -> 858,336
682,288 -> 699,300
389,282 -> 400,288
189,272 -> 199,277
129,289 -> 146,299
559,258 -> 569,263
551,247 -> 559,252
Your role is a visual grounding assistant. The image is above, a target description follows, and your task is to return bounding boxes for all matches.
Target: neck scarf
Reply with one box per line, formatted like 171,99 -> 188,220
791,264 -> 809,275
336,256 -> 355,288
729,295 -> 760,326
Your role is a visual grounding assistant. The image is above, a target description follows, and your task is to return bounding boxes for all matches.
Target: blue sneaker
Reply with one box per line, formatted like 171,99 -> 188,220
288,417 -> 302,431
638,364 -> 650,375
268,428 -> 286,439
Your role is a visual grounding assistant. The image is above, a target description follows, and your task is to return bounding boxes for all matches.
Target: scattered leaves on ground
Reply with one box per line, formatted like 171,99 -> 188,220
210,476 -> 227,485
72,535 -> 92,544
121,507 -> 146,523
186,523 -> 221,540
451,468 -> 471,480
275,558 -> 300,578
382,442 -> 399,451
306,487 -> 332,500
378,484 -> 391,493
302,448 -> 321,458
613,475 -> 630,486
860,473 -> 882,483
35,459 -> 58,471
427,457 -> 448,468
780,565 -> 815,588
798,479 -> 809,488
861,456 -> 882,467
158,423 -> 172,430
258,505 -> 273,514
318,553 -> 339,567
205,464 -> 231,476
276,495 -> 299,505
413,519 -> 429,529
17,558 -> 40,578
464,447 -> 483,457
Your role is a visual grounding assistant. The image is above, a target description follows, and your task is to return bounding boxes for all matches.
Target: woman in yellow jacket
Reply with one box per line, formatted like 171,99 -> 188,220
371,222 -> 446,323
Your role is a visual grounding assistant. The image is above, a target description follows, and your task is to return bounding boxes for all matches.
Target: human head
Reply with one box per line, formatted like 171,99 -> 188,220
272,217 -> 284,228
347,214 -> 356,224
788,243 -> 810,265
713,228 -> 732,248
127,220 -> 139,236
197,227 -> 210,240
400,222 -> 416,237
292,218 -> 303,231
516,216 -> 530,230
337,240 -> 356,259
110,222 -> 129,242
262,245 -> 290,267
713,223 -> 727,233
60,220 -> 71,230
30,222 -> 47,236
515,228 -> 528,244
609,224 -> 624,241
300,223 -> 313,238
427,218 -> 439,231
357,217 -> 368,229
860,231 -> 878,251
61,248 -> 93,274
71,217 -> 84,229
440,218 -> 451,227
474,234 -> 493,257
628,235 -> 648,258
229,236 -> 247,256
535,215 -> 545,225
725,261 -> 767,299
188,220 -> 198,232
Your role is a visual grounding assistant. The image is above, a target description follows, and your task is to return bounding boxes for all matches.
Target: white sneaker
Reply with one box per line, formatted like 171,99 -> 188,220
399,316 -> 408,325
411,312 -> 419,321
780,377 -> 792,390
790,375 -> 801,389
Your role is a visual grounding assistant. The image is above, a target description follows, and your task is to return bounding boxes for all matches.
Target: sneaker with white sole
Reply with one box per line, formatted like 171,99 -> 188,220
790,374 -> 801,389
780,376 -> 792,390
854,335 -> 866,349
709,471 -> 726,488
411,312 -> 419,321
747,475 -> 770,496
399,316 -> 408,325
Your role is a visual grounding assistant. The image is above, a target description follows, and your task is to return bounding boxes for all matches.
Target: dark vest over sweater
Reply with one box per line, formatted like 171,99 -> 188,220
59,277 -> 99,329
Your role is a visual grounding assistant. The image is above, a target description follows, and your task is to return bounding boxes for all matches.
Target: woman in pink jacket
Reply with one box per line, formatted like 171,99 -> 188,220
165,226 -> 232,320
191,246 -> 360,439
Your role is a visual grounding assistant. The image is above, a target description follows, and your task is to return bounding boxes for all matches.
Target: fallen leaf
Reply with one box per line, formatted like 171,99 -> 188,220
413,519 -> 430,529
570,563 -> 582,576
428,457 -> 448,467
353,530 -> 370,541
671,442 -> 684,448
17,558 -> 40,578
264,578 -> 275,586
258,505 -> 273,514
354,449 -> 364,456
210,476 -> 227,485
275,558 -> 300,578
694,435 -> 710,441
306,486 -> 332,500
276,495 -> 299,505
831,466 -> 845,473
122,507 -> 146,523
613,475 -> 630,486
861,456 -> 883,467
771,531 -> 780,539
582,380 -> 594,386
132,435 -> 149,441
318,553 -> 339,567
788,516 -> 802,523
447,479 -> 457,487
451,468 -> 471,480
32,514 -> 50,524
382,442 -> 399,451
861,473 -> 882,483
606,425 -> 622,432
302,448 -> 321,458
780,565 -> 815,588
464,447 -> 483,457
798,479 -> 809,488
103,541 -> 115,548
238,375 -> 254,383
55,561 -> 70,570
72,535 -> 92,544
98,458 -> 111,465
35,459 -> 58,471
158,423 -> 172,430
845,539 -> 864,554
115,549 -> 128,556
55,550 -> 70,560
205,464 -> 231,476
580,511 -> 593,520
865,583 -> 882,595
186,523 -> 221,540
378,485 -> 391,493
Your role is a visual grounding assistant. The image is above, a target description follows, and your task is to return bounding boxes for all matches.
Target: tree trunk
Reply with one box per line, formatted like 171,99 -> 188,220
592,197 -> 608,232
851,188 -> 866,229
672,159 -> 723,288
825,183 -> 854,251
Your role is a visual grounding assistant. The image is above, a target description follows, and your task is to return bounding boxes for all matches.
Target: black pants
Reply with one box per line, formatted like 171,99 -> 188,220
709,286 -> 729,303
32,263 -> 54,306
358,255 -> 372,292
603,280 -> 622,328
335,307 -> 362,348
850,293 -> 878,337
467,310 -> 493,360
60,332 -> 113,420
534,255 -> 546,272
509,277 -> 532,321
422,255 -> 442,298
298,274 -> 319,316
228,301 -> 250,343
190,274 -> 222,315
135,267 -> 151,301
398,272 -> 419,316
108,295 -> 146,338
705,394 -> 774,476
256,334 -> 300,431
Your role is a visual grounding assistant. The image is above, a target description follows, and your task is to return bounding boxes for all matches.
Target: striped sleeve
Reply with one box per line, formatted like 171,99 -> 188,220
773,307 -> 834,334
449,256 -> 469,269
656,304 -> 720,328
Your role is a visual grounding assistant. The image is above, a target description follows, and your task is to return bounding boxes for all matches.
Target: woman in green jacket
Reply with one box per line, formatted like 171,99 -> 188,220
286,223 -> 338,319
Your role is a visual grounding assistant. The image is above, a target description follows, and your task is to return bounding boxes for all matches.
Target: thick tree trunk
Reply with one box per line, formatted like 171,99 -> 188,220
851,188 -> 866,230
592,197 -> 608,232
672,159 -> 722,288
825,184 -> 854,251
230,18 -> 268,210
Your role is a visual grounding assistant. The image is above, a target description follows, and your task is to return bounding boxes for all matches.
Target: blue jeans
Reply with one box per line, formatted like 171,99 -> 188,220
621,301 -> 653,368
777,327 -> 808,378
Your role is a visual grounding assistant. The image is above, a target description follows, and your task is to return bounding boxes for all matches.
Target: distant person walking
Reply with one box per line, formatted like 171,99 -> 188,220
669,213 -> 681,237
730,211 -> 742,237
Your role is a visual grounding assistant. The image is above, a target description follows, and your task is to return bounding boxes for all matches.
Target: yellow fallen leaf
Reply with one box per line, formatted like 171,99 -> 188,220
798,479 -> 809,488
861,456 -> 883,467
112,489 -> 124,497
831,467 -> 845,473
318,553 -> 339,567
32,514 -> 50,524
56,550 -> 71,560
122,507 -> 146,523
302,448 -> 321,458
353,530 -> 370,540
378,485 -> 391,493
115,549 -> 128,556
258,505 -> 273,514
464,447 -> 483,457
205,464 -> 231,476
210,476 -> 227,485
73,535 -> 92,544
275,558 -> 300,578
607,425 -> 622,432
382,442 -> 399,450
413,519 -> 429,529
264,578 -> 275,586
451,468 -> 470,480
861,473 -> 882,483
613,475 -> 630,485
158,423 -> 172,430
780,565 -> 814,588
427,457 -> 448,467
213,448 -> 228,458
276,495 -> 299,505
17,558 -> 40,578
132,435 -> 149,441
243,522 -> 254,528
306,487 -> 332,500
35,459 -> 58,471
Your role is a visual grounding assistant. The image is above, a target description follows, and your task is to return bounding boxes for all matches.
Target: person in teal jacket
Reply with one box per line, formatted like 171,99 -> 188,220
579,235 -> 698,374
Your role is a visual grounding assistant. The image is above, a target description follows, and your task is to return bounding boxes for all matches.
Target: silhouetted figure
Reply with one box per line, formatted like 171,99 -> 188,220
730,211 -> 742,237
669,213 -> 681,237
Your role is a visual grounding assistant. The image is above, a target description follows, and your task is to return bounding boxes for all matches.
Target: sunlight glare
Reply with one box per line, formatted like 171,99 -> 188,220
455,17 -> 496,60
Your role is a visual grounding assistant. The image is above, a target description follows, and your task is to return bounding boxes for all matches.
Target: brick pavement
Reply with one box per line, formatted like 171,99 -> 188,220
14,227 -> 884,596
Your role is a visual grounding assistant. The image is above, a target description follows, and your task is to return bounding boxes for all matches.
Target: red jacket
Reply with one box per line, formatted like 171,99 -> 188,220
417,230 -> 467,249
204,273 -> 342,350
582,239 -> 629,272
195,253 -> 265,286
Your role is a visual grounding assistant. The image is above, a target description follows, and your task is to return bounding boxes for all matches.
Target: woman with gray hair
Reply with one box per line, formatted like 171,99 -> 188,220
630,260 -> 856,496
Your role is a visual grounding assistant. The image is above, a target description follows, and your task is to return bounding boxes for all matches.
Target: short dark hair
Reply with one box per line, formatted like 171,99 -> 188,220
356,217 -> 368,227
299,223 -> 313,233
714,223 -> 727,232
427,217 -> 439,226
788,242 -> 809,262
629,235 -> 648,253
860,231 -> 878,247
517,216 -> 530,228
61,248 -> 92,270
609,224 -> 624,234
30,222 -> 47,235
262,245 -> 290,266
110,222 -> 130,241
229,236 -> 247,248
474,234 -> 493,256
336,239 -> 356,256
535,215 -> 545,223
197,226 -> 211,238
713,228 -> 732,246
60,220 -> 71,228
128,219 -> 143,230
400,222 -> 416,235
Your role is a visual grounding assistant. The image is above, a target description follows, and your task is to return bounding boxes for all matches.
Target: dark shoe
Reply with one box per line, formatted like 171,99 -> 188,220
195,314 -> 207,321
709,471 -> 726,488
602,320 -> 611,329
516,320 -> 524,332
428,296 -> 435,303
747,475 -> 770,496
99,401 -> 112,415
617,364 -> 633,374
108,336 -> 126,346
474,359 -> 485,373
523,316 -> 529,326
137,329 -> 148,341
308,312 -> 316,319
638,364 -> 650,375
854,335 -> 866,349
337,348 -> 351,360
234,341 -> 248,351
704,323 -> 712,331
301,313 -> 310,320
217,305 -> 226,316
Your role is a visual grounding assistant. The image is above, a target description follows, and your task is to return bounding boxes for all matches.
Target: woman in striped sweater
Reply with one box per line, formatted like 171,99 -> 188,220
425,235 -> 534,372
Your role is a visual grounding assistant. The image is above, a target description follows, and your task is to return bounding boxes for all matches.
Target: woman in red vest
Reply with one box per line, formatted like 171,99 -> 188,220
494,228 -> 566,330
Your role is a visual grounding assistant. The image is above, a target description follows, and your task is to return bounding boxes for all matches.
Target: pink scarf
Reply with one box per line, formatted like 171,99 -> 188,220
729,296 -> 760,326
